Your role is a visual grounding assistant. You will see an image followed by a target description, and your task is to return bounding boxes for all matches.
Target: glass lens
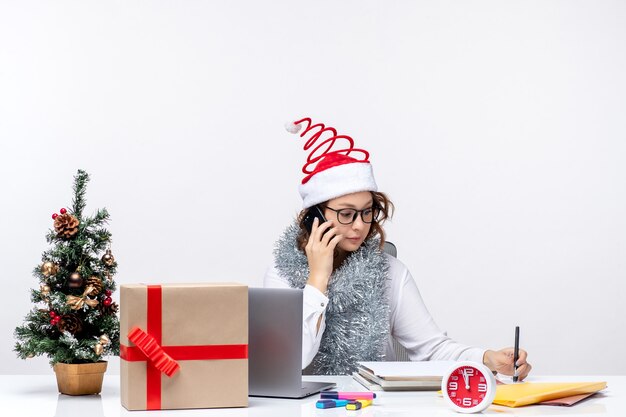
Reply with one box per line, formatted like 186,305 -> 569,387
362,208 -> 374,223
337,209 -> 356,224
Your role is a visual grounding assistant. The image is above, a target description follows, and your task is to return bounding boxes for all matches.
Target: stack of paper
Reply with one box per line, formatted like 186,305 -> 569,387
354,361 -> 455,391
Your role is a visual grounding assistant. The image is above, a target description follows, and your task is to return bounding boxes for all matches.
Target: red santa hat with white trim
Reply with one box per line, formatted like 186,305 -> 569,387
285,117 -> 378,208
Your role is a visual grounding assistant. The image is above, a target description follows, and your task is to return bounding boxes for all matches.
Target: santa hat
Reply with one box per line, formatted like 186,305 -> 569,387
285,117 -> 378,208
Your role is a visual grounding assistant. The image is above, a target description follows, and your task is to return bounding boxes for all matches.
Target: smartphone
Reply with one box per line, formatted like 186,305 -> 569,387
303,205 -> 327,234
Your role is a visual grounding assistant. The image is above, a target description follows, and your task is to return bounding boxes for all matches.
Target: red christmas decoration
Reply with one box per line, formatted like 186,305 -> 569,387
52,213 -> 58,219
285,117 -> 378,209
60,208 -> 67,214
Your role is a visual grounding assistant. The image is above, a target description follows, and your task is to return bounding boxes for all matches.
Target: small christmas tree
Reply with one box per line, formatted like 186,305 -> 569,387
14,170 -> 120,365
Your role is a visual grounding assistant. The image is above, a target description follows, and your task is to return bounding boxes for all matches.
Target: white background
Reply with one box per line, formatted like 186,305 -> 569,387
1,1 -> 624,376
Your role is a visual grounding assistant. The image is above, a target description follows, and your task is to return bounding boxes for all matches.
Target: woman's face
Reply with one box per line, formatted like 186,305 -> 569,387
323,191 -> 374,253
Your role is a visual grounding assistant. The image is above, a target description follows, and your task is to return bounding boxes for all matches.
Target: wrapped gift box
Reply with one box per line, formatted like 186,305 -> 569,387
120,283 -> 248,410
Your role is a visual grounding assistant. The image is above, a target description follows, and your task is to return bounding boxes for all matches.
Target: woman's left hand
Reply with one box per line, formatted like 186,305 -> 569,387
483,348 -> 532,381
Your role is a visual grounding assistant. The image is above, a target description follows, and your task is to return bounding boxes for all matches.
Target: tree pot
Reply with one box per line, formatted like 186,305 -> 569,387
53,361 -> 108,395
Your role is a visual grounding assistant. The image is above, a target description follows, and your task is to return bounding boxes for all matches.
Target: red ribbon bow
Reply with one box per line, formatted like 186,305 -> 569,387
127,326 -> 180,377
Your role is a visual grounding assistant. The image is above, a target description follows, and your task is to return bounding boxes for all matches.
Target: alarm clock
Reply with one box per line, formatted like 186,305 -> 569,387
441,361 -> 497,413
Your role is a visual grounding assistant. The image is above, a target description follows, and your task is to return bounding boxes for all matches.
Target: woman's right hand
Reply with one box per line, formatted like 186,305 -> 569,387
305,217 -> 343,294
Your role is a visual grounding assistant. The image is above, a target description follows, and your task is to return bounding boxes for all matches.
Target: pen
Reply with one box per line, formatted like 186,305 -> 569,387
316,399 -> 349,409
513,326 -> 520,383
346,399 -> 373,410
320,391 -> 376,400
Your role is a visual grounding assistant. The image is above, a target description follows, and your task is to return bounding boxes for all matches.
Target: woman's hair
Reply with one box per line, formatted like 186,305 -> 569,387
296,191 -> 395,252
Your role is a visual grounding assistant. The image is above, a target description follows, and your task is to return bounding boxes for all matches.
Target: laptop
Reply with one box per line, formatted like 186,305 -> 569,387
248,287 -> 336,398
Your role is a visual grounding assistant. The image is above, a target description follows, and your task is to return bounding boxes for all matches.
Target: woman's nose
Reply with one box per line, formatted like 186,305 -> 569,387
351,215 -> 366,230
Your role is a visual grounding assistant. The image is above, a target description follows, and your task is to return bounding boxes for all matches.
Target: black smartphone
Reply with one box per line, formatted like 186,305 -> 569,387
303,205 -> 327,234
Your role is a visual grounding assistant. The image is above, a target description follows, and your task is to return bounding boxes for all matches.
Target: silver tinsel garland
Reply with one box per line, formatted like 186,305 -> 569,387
274,222 -> 390,375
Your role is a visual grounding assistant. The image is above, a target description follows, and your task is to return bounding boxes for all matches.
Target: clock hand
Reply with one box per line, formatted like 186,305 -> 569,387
462,369 -> 470,390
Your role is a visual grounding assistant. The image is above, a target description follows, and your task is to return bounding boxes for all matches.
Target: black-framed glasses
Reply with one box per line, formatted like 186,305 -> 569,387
324,206 -> 380,225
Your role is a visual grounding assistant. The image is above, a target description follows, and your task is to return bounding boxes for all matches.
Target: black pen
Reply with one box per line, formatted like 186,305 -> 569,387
513,326 -> 520,382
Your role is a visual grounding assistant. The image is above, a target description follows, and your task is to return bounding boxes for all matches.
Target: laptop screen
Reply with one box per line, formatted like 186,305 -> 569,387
248,287 -> 304,395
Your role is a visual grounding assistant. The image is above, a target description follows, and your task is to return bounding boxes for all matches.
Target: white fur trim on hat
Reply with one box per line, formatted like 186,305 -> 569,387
298,162 -> 378,208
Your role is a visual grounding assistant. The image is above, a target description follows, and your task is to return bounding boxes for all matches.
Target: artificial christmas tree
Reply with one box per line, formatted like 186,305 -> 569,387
14,170 -> 120,395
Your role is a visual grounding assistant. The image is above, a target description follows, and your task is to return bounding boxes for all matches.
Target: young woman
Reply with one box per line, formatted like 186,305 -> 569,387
264,117 -> 531,378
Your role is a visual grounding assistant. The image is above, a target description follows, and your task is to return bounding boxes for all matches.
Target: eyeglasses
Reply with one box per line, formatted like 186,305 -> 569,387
324,206 -> 380,225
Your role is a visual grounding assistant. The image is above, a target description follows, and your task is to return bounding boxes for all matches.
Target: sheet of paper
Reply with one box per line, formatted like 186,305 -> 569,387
539,392 -> 597,406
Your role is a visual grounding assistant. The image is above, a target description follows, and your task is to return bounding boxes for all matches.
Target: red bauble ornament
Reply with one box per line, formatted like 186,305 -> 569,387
52,213 -> 58,219
103,297 -> 112,306
49,311 -> 56,318
105,290 -> 112,297
60,208 -> 67,214
50,318 -> 57,325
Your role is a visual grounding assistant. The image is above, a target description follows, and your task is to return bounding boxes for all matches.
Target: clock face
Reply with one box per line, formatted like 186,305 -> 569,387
442,361 -> 496,413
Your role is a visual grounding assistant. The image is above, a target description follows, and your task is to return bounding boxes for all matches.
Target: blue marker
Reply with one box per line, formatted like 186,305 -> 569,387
316,399 -> 349,409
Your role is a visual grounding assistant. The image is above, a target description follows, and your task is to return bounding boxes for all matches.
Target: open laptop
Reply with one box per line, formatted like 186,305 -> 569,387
248,287 -> 336,398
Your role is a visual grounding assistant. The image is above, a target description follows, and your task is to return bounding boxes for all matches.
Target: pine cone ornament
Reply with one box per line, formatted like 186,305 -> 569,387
58,313 -> 83,334
85,276 -> 103,295
54,213 -> 80,239
99,301 -> 119,316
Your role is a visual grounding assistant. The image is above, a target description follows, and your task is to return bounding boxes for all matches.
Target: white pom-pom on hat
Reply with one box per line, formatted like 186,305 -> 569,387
284,120 -> 302,134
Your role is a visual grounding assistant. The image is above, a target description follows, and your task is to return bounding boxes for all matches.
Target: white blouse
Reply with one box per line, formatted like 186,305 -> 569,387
264,253 -> 486,369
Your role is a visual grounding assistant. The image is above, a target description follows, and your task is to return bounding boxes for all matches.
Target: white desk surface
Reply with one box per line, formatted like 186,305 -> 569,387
0,374 -> 621,417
